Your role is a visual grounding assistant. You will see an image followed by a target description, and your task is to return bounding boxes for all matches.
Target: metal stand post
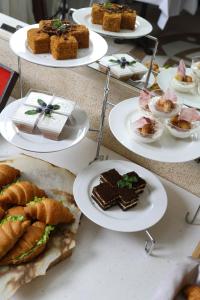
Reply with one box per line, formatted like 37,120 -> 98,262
17,56 -> 23,98
144,35 -> 158,89
145,230 -> 156,255
185,205 -> 200,225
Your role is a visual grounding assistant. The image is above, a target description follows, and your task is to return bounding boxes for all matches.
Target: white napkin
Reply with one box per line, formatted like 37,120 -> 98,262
153,258 -> 200,300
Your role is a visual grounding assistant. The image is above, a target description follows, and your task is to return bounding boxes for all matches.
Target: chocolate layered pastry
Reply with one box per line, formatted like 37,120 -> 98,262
124,172 -> 146,194
118,188 -> 139,211
100,168 -> 122,187
91,183 -> 119,210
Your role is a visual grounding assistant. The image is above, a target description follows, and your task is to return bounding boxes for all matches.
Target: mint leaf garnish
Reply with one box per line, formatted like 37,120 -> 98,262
25,109 -> 38,115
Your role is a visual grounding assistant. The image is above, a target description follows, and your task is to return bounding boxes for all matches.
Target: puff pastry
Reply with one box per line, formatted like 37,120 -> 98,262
25,198 -> 74,225
0,217 -> 30,259
184,285 -> 200,300
0,164 -> 20,189
0,221 -> 53,265
0,181 -> 46,206
7,206 -> 27,219
0,207 -> 5,220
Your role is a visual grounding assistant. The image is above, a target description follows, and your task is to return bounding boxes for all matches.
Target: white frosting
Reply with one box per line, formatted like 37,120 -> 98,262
37,113 -> 68,135
52,97 -> 75,116
12,105 -> 39,128
171,77 -> 196,94
24,91 -> 53,107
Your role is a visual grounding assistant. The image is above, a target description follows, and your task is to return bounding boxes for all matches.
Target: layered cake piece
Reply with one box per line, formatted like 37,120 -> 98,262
103,12 -> 122,32
50,34 -> 78,60
27,28 -> 50,54
118,188 -> 139,211
124,172 -> 146,194
70,25 -> 89,49
39,19 -> 71,36
91,182 -> 119,210
12,105 -> 40,133
91,3 -> 105,25
100,169 -> 122,187
121,9 -> 136,30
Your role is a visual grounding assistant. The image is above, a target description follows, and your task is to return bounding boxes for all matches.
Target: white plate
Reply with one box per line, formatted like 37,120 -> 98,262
157,67 -> 200,109
109,97 -> 200,162
0,99 -> 89,152
128,71 -> 155,88
73,159 -> 167,232
9,24 -> 108,68
73,7 -> 152,39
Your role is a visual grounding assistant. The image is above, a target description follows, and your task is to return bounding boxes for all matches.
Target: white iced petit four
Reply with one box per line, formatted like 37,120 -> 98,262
130,116 -> 164,143
166,107 -> 200,139
149,89 -> 181,118
191,61 -> 200,79
37,112 -> 68,140
12,105 -> 40,133
99,53 -> 147,80
24,91 -> 53,107
172,60 -> 196,94
51,97 -> 75,116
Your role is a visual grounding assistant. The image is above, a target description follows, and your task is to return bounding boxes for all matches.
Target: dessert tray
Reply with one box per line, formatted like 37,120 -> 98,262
157,67 -> 200,109
10,24 -> 108,68
73,159 -> 167,232
72,7 -> 152,39
0,99 -> 89,152
109,97 -> 200,163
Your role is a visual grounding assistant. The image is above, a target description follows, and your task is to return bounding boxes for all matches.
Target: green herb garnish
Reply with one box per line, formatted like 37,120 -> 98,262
0,215 -> 25,225
52,19 -> 63,29
117,175 -> 138,189
27,197 -> 44,206
25,109 -> 38,115
104,2 -> 112,8
109,57 -> 136,69
25,99 -> 60,117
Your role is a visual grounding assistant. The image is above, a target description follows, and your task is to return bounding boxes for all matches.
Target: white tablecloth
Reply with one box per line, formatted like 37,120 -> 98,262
135,0 -> 198,29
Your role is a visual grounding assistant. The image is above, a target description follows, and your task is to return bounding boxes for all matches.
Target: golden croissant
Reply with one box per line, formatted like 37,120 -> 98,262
0,207 -> 5,220
0,181 -> 47,206
25,198 -> 74,225
7,206 -> 27,219
0,164 -> 20,189
184,285 -> 200,300
0,216 -> 30,259
0,221 -> 54,265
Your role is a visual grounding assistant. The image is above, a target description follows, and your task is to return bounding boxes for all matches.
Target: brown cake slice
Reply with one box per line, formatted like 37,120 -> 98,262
92,3 -> 105,25
70,25 -> 89,48
118,188 -> 139,211
50,34 -> 78,60
103,11 -> 122,32
27,28 -> 50,54
100,169 -> 122,187
121,9 -> 136,30
125,171 -> 146,194
91,183 -> 119,210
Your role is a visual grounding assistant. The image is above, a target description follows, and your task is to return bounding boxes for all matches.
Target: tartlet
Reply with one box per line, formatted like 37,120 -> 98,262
138,90 -> 152,115
172,60 -> 196,94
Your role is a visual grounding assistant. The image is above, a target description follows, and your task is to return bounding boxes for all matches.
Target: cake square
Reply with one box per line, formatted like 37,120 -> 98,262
50,35 -> 78,60
91,182 -> 119,210
124,171 -> 146,194
37,112 -> 68,140
51,97 -> 75,116
24,91 -> 53,108
103,12 -> 121,32
91,4 -> 105,25
121,10 -> 136,30
118,188 -> 139,211
70,25 -> 89,49
100,169 -> 122,187
27,28 -> 50,54
12,105 -> 40,133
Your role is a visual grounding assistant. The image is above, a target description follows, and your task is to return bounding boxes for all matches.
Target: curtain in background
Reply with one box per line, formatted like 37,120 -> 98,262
32,0 -> 46,22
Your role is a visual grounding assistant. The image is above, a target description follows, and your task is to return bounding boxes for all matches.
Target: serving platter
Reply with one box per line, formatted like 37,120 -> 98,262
73,7 -> 152,39
157,67 -> 200,109
9,24 -> 108,68
73,159 -> 167,232
0,99 -> 89,152
109,97 -> 200,163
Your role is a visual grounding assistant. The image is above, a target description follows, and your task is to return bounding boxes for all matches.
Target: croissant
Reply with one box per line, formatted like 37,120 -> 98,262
0,217 -> 30,259
25,198 -> 74,225
0,164 -> 20,189
7,206 -> 27,219
0,221 -> 53,265
0,207 -> 5,220
0,181 -> 47,206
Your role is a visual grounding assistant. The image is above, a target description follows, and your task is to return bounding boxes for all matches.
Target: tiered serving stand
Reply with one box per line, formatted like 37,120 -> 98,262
1,6 -> 199,256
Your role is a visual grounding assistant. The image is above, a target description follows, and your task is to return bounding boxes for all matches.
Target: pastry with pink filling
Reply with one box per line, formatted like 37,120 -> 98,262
138,90 -> 152,114
149,89 -> 181,118
172,60 -> 196,94
167,107 -> 200,138
131,116 -> 164,143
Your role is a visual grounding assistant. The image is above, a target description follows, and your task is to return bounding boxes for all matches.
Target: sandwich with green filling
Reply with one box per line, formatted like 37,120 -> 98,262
0,221 -> 54,265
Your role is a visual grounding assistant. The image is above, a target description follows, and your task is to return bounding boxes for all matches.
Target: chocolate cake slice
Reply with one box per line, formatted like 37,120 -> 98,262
124,171 -> 146,194
118,188 -> 139,211
91,183 -> 119,210
100,169 -> 122,187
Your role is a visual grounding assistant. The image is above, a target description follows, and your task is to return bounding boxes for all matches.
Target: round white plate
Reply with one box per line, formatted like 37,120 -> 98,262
157,67 -> 200,109
0,99 -> 90,153
109,97 -> 200,162
128,71 -> 155,88
73,159 -> 167,232
10,24 -> 108,68
73,7 -> 152,39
